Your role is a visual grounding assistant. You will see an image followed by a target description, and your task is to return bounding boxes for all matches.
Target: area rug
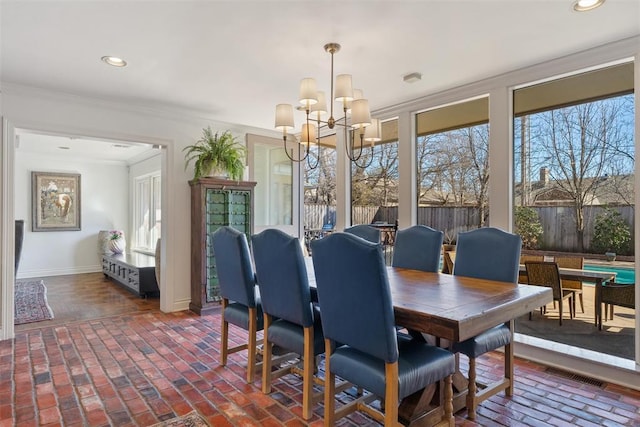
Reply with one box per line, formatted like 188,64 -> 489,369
148,410 -> 210,427
14,280 -> 54,325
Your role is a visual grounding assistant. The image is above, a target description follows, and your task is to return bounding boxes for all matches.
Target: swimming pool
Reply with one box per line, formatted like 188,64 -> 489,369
584,264 -> 635,284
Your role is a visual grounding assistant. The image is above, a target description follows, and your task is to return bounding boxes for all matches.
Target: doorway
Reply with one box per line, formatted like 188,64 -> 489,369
3,124 -> 166,339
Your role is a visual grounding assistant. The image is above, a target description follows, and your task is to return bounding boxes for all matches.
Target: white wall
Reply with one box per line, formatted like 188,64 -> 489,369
0,84 -> 281,321
14,151 -> 129,279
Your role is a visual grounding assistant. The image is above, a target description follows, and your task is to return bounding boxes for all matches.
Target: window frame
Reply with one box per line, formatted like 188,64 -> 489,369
132,171 -> 161,254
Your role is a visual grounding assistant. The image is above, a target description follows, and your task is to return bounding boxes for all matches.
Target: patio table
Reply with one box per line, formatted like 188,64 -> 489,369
306,257 -> 552,425
519,265 -> 616,330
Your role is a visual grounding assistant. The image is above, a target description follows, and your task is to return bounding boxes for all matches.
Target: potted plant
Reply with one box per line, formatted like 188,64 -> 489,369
183,127 -> 246,181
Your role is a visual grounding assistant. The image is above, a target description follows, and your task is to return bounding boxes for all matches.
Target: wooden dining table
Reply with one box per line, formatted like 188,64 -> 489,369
519,265 -> 616,330
305,258 -> 553,425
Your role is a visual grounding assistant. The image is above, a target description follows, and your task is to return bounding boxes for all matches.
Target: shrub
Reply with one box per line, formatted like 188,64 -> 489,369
591,207 -> 632,255
515,206 -> 543,249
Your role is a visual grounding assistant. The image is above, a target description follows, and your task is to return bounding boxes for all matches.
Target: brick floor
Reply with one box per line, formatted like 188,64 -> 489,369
1,309 -> 639,426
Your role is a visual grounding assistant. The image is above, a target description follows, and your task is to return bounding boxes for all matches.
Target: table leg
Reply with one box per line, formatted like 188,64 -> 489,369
505,320 -> 514,397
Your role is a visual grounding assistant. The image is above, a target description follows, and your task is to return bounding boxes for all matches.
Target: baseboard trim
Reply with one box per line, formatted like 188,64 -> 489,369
16,265 -> 102,280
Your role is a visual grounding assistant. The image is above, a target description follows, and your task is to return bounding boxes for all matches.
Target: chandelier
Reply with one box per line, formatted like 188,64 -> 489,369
274,43 -> 381,169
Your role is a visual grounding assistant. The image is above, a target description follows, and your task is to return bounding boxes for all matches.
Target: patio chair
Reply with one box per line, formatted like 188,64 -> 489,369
392,225 -> 444,272
601,282 -> 635,326
519,254 -> 543,283
451,227 -> 521,420
554,256 -> 585,313
251,228 -> 327,419
443,251 -> 456,275
311,232 -> 455,426
343,224 -> 381,244
211,226 -> 263,383
524,261 -> 575,325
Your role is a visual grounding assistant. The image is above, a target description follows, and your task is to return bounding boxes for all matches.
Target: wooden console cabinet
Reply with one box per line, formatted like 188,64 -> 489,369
102,252 -> 159,297
189,178 -> 256,315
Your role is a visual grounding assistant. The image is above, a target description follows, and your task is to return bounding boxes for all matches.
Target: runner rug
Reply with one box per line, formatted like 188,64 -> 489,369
148,410 -> 210,427
14,279 -> 54,325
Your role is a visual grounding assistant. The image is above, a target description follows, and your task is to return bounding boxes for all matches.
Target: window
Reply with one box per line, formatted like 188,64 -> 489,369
304,142 -> 337,228
415,97 -> 490,243
133,172 -> 161,253
350,119 -> 399,225
512,62 -> 635,361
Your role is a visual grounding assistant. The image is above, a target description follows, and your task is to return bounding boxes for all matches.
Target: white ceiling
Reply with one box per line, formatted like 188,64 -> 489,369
15,131 -> 158,164
2,1 -> 639,161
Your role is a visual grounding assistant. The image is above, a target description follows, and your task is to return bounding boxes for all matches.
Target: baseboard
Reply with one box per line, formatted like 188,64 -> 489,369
169,298 -> 191,313
16,265 -> 102,280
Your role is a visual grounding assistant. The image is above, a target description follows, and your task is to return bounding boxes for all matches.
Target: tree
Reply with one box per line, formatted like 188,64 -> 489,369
526,97 -> 634,252
417,124 -> 489,227
304,146 -> 336,205
351,142 -> 399,206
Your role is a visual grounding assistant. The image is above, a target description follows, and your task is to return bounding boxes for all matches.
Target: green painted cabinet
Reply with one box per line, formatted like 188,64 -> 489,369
189,178 -> 256,315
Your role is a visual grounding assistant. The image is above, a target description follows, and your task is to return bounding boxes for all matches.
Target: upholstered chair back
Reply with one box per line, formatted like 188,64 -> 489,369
251,229 -> 313,327
311,232 -> 398,363
454,227 -> 522,283
343,224 -> 382,244
392,225 -> 444,272
211,226 -> 257,308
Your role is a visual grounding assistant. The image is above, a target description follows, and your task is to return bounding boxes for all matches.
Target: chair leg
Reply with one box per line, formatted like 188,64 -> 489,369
247,307 -> 258,383
261,314 -> 273,393
558,299 -> 563,326
466,357 -> 477,420
569,296 -> 574,319
302,327 -> 314,420
221,299 -> 229,366
579,293 -> 584,313
323,339 -> 335,427
384,362 -> 399,426
443,375 -> 454,425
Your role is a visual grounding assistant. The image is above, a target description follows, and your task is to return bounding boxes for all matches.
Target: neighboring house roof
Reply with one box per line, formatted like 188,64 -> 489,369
515,171 -> 634,206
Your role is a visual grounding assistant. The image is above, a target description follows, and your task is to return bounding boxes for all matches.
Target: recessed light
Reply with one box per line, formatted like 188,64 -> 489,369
573,0 -> 605,12
101,56 -> 127,67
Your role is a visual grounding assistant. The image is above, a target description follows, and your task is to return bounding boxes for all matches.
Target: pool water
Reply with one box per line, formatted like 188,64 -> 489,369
584,264 -> 635,284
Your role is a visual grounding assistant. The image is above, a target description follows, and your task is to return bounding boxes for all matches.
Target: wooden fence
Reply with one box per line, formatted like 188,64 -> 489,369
304,204 -> 635,253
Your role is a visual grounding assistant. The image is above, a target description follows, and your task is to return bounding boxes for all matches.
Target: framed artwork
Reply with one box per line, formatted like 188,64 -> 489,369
32,171 -> 81,231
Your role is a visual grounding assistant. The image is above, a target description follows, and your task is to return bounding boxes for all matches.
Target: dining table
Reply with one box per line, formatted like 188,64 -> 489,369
305,258 -> 553,426
518,265 -> 617,330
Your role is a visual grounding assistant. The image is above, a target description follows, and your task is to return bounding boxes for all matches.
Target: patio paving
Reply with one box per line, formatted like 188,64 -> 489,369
514,283 -> 635,360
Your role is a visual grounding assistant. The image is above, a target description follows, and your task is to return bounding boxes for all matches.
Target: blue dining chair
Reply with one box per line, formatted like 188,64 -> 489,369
452,227 -> 522,420
211,226 -> 263,384
251,229 -> 327,420
343,224 -> 381,244
311,232 -> 455,426
392,225 -> 444,272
